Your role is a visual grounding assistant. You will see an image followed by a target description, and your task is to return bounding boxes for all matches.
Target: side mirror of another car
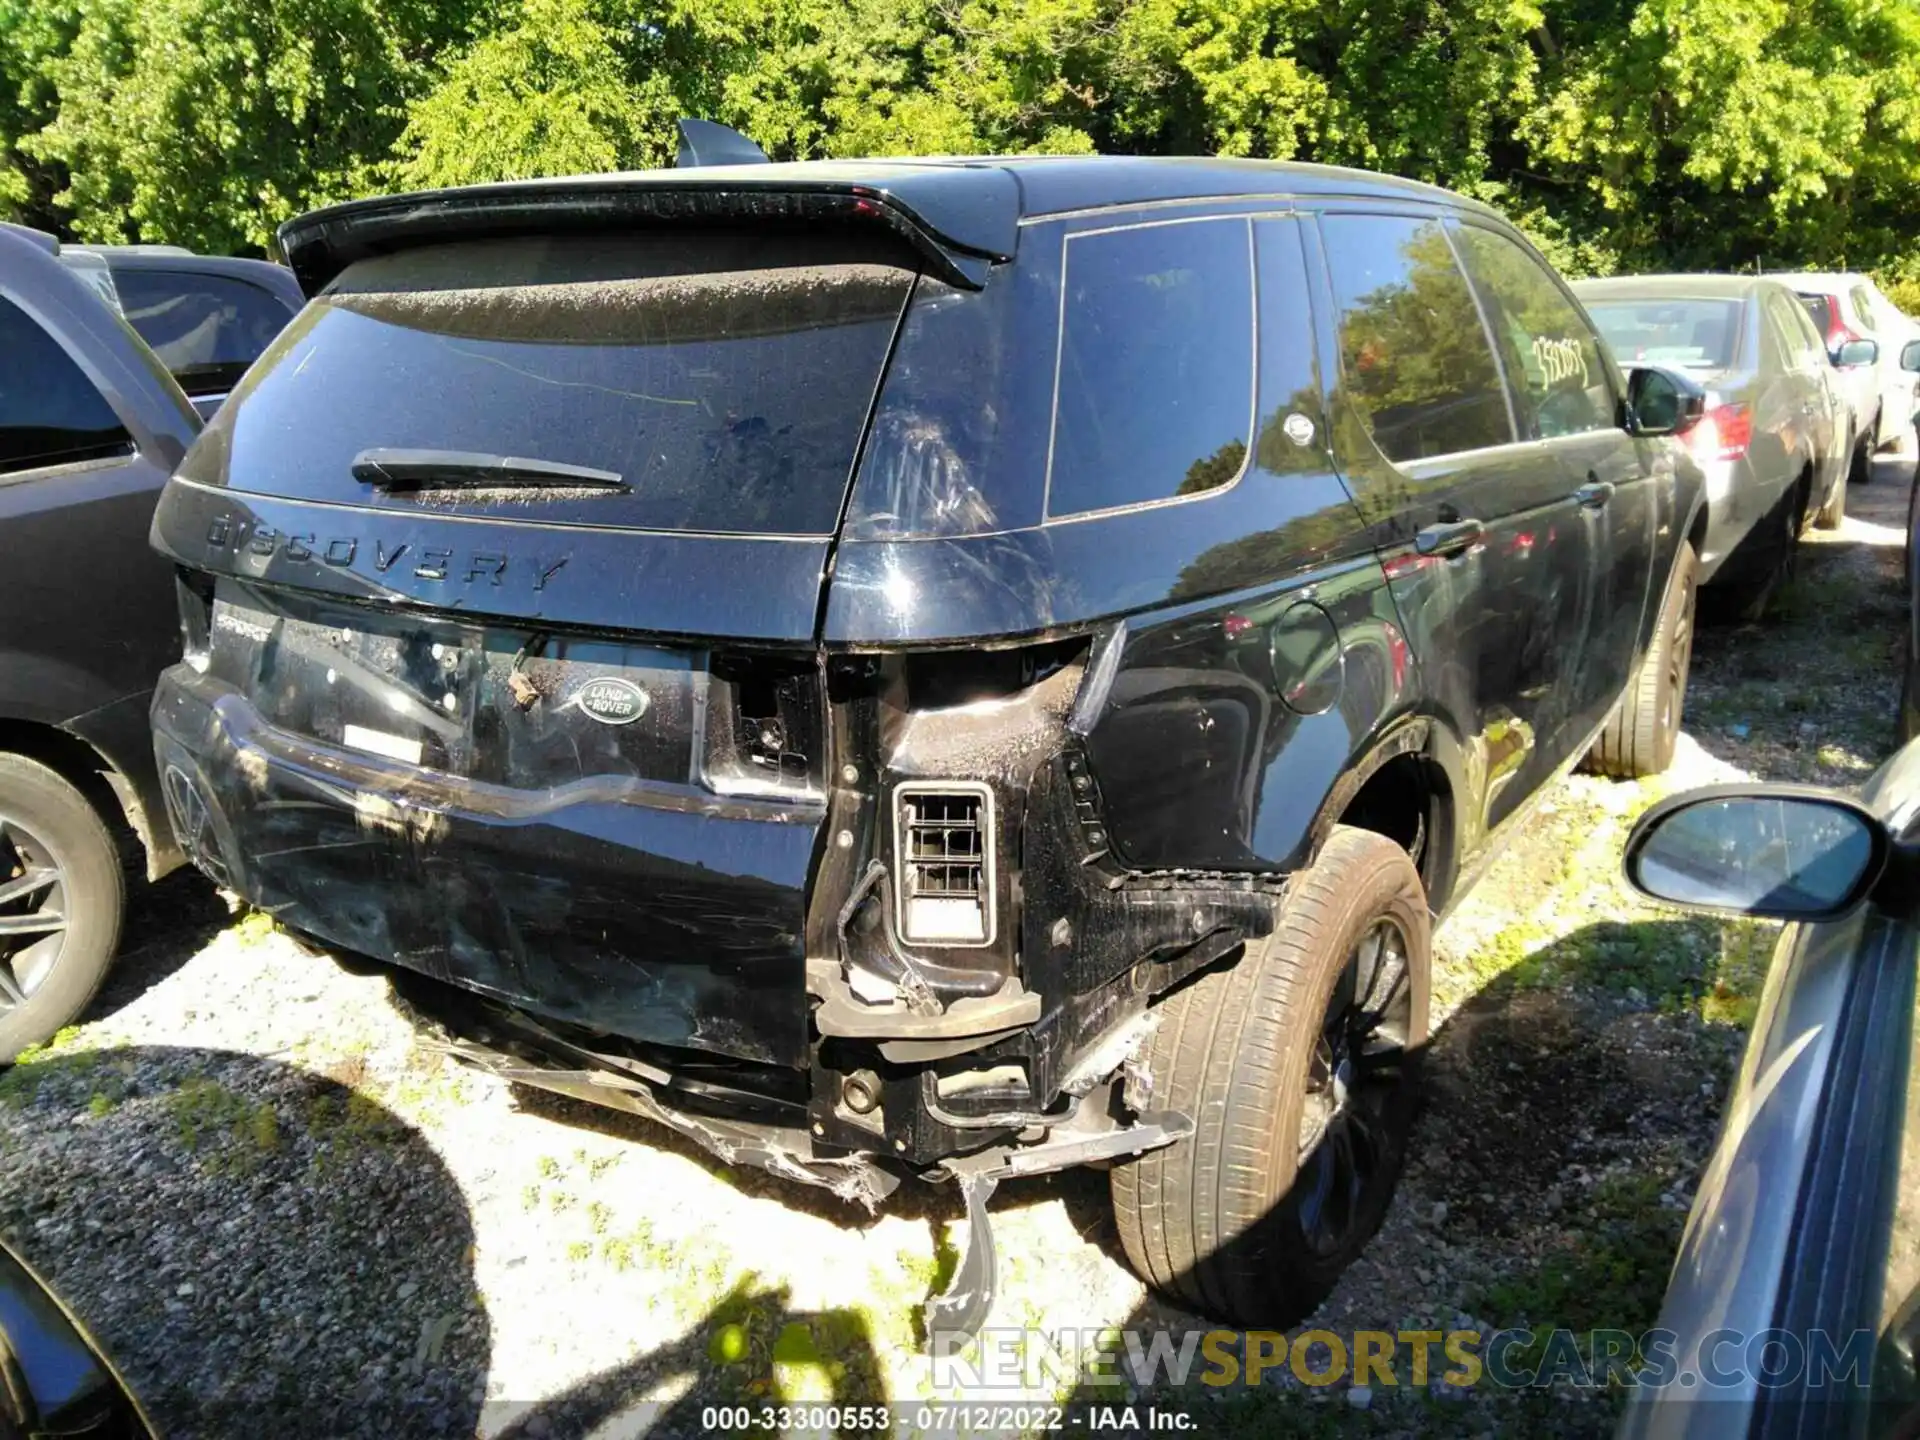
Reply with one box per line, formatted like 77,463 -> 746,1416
1902,338 -> 1920,372
1623,786 -> 1890,920
1623,363 -> 1706,438
1832,337 -> 1880,368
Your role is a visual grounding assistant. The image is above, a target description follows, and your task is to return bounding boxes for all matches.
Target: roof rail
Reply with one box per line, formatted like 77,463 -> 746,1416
674,119 -> 770,169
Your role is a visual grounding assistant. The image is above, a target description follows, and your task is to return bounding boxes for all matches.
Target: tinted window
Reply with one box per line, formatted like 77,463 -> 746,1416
0,296 -> 131,476
1046,218 -> 1254,517
1585,298 -> 1743,370
1320,214 -> 1511,463
185,233 -> 914,536
109,267 -> 296,396
1452,225 -> 1614,438
1799,292 -> 1836,338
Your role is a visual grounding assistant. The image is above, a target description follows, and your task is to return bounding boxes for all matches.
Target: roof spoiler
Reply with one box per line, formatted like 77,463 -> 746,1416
675,119 -> 769,169
276,167 -> 1017,297
0,222 -> 60,256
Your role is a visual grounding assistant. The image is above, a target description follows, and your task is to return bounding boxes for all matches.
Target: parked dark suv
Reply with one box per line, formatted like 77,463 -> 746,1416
147,136 -> 1706,1333
0,224 -> 195,1058
59,245 -> 302,419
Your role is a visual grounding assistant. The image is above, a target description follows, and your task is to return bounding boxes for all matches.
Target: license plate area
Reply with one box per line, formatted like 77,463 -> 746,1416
208,582 -> 702,788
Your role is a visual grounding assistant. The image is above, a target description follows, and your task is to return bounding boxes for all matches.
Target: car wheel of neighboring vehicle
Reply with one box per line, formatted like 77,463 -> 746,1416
1585,541 -> 1697,779
1110,825 -> 1430,1326
0,755 -> 123,1062
1814,450 -> 1849,530
1733,479 -> 1808,623
1851,422 -> 1876,486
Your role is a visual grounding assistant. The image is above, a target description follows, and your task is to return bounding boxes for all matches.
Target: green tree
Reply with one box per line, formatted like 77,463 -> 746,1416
24,0 -> 490,251
1516,0 -> 1920,271
0,0 -> 82,228
392,0 -> 683,185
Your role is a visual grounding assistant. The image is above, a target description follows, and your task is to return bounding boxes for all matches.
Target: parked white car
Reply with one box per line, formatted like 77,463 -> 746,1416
1773,270 -> 1919,479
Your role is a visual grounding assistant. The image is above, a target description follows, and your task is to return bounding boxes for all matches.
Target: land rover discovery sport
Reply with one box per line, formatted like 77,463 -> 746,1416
148,129 -> 1706,1336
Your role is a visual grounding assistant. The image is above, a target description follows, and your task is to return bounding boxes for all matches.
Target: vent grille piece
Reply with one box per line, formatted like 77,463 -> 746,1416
895,784 -> 994,945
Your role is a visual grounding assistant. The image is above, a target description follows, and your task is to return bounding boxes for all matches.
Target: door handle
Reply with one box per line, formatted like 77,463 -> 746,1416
1575,479 -> 1615,509
1413,517 -> 1485,558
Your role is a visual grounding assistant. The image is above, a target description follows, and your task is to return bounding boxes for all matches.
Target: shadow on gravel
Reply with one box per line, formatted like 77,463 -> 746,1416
488,1279 -> 885,1438
0,1045 -> 488,1439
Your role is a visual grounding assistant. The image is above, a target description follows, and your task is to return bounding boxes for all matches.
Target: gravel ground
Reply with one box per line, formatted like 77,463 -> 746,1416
0,459 -> 1909,1438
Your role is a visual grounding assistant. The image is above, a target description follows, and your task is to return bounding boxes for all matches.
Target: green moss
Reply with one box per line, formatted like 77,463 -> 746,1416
168,1078 -> 281,1173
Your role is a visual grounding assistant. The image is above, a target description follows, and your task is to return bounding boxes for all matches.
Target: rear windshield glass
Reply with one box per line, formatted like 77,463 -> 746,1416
110,266 -> 296,396
1585,298 -> 1741,369
185,233 -> 914,537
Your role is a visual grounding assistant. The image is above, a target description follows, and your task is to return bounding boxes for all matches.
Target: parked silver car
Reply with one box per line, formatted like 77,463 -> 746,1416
1775,270 -> 1918,475
1614,745 -> 1920,1437
1577,275 -> 1855,618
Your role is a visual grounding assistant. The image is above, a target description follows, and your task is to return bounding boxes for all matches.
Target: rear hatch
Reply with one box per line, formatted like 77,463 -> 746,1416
151,227 -> 919,1067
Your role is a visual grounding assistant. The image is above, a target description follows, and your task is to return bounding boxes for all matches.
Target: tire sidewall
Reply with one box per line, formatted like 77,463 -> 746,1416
1253,833 -> 1431,1288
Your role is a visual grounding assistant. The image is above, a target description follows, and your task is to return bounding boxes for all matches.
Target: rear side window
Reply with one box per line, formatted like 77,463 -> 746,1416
1766,290 -> 1824,367
108,267 -> 295,396
1799,293 -> 1835,338
1451,224 -> 1613,439
1320,213 -> 1512,463
1045,217 -> 1255,518
185,233 -> 915,536
1852,284 -> 1879,331
0,296 -> 131,476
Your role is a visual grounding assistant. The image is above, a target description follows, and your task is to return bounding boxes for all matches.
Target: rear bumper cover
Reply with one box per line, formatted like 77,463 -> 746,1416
152,663 -> 818,1067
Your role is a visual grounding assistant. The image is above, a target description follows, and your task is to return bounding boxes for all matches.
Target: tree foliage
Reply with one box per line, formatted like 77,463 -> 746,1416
5,0 -> 1920,284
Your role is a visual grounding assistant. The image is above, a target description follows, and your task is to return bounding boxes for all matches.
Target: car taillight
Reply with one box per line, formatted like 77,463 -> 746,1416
1684,402 -> 1753,463
1824,295 -> 1860,350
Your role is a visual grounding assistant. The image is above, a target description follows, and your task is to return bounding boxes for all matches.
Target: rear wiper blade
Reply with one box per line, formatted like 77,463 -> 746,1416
351,448 -> 628,492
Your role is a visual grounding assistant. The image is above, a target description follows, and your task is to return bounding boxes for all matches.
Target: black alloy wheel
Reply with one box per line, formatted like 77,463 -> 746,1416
0,817 -> 68,1014
1295,915 -> 1415,1257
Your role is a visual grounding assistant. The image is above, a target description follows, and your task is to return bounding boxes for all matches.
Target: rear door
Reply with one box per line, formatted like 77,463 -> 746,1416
1311,209 -> 1596,846
0,294 -> 182,718
1448,221 -> 1653,745
1765,286 -> 1838,496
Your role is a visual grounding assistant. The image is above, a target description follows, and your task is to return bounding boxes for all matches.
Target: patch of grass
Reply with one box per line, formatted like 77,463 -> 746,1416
536,1154 -> 562,1180
232,909 -> 279,947
1473,1172 -> 1685,1362
587,1200 -> 612,1235
565,1240 -> 592,1262
521,1184 -> 541,1212
168,1077 -> 280,1172
0,1039 -> 116,1111
87,1092 -> 116,1118
600,1218 -> 659,1274
302,1087 -> 405,1166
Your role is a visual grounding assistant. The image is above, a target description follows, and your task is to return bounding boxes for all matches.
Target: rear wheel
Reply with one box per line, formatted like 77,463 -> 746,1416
1111,826 -> 1430,1326
0,755 -> 124,1061
1814,445 -> 1849,530
1732,478 -> 1808,622
1585,541 -> 1697,779
1852,419 -> 1877,486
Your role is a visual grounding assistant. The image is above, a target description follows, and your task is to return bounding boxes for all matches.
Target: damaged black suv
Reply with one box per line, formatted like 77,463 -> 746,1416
149,127 -> 1705,1335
